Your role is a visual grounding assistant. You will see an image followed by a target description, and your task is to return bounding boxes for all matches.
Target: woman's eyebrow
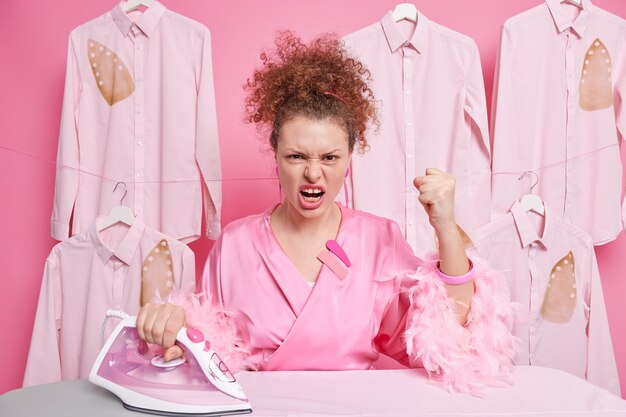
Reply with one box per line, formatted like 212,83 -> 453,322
282,149 -> 343,155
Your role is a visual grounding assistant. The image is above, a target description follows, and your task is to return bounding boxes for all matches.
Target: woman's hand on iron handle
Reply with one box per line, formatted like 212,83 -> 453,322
136,302 -> 186,361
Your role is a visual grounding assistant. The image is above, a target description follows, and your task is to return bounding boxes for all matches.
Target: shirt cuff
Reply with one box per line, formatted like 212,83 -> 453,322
436,259 -> 475,285
51,220 -> 69,241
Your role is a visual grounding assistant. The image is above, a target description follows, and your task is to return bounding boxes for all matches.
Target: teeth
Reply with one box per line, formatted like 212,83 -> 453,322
302,188 -> 322,195
301,187 -> 323,203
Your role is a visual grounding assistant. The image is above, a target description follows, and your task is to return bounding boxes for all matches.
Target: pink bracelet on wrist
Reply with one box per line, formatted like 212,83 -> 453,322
436,259 -> 475,285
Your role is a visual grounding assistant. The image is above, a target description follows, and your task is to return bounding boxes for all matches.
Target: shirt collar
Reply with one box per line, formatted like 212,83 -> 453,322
380,10 -> 429,54
545,0 -> 592,37
89,217 -> 147,265
111,1 -> 167,38
510,200 -> 552,249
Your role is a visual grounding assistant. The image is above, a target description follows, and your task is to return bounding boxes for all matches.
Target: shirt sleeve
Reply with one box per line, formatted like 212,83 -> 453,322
179,246 -> 196,293
51,33 -> 82,240
23,255 -> 63,386
490,24 -> 520,218
201,231 -> 225,304
615,25 -> 626,142
584,251 -> 621,395
464,40 -> 492,228
615,27 -> 626,231
464,40 -> 491,166
195,27 -> 222,240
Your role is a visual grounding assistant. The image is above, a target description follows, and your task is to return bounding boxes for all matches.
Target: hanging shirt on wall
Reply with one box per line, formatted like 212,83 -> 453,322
51,1 -> 222,243
342,11 -> 491,256
23,218 -> 196,387
471,200 -> 620,395
490,0 -> 626,244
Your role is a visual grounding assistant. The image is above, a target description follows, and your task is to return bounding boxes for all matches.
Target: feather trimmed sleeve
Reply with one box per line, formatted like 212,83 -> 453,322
404,254 -> 520,394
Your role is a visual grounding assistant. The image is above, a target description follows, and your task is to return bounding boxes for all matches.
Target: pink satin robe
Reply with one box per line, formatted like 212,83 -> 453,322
201,205 -> 423,371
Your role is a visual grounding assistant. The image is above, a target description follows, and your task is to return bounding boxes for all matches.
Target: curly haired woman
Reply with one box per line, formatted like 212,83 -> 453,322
137,32 -> 517,393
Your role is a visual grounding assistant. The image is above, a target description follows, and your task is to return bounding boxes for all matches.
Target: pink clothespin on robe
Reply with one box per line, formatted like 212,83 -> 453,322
317,240 -> 351,279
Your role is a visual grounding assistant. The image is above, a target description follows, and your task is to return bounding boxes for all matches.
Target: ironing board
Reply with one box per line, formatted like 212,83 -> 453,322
1,367 -> 625,416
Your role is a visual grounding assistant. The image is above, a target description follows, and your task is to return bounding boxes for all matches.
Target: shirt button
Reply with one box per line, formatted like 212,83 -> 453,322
136,173 -> 142,179
407,154 -> 413,158
408,221 -> 414,226
137,109 -> 142,114
137,140 -> 143,146
404,90 -> 411,95
406,121 -> 412,126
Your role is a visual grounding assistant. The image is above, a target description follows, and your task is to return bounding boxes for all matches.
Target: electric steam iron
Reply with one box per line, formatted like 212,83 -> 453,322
89,310 -> 252,416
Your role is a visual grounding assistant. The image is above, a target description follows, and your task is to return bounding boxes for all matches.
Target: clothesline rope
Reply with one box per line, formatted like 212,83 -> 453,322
0,144 -> 277,183
1,141 -> 624,184
490,141 -> 624,177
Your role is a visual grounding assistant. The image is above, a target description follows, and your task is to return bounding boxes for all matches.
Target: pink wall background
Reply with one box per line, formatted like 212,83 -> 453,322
1,0 -> 625,396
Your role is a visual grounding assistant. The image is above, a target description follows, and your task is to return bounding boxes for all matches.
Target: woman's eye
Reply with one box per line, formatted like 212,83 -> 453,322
324,155 -> 338,161
288,154 -> 303,160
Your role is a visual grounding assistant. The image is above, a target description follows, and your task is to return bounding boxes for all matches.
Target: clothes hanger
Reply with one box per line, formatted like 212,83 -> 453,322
560,0 -> 582,8
518,171 -> 545,216
123,0 -> 155,13
98,182 -> 135,231
391,3 -> 418,23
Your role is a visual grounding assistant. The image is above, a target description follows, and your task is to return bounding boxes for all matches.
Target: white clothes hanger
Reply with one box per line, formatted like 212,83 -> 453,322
123,0 -> 155,13
392,3 -> 418,23
561,0 -> 582,8
518,171 -> 545,216
98,182 -> 135,231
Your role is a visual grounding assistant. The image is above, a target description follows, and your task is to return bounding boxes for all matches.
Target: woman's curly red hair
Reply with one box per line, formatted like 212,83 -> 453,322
244,31 -> 378,152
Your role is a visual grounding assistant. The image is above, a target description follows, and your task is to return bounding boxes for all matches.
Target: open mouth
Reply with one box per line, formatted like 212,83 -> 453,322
300,188 -> 325,201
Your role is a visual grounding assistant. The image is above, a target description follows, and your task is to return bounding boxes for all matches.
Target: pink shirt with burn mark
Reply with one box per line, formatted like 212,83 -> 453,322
490,0 -> 626,245
472,200 -> 620,395
51,1 -> 221,243
23,219 -> 195,386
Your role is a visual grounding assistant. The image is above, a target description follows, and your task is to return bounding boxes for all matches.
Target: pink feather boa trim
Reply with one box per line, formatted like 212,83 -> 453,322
155,289 -> 254,372
404,255 -> 521,395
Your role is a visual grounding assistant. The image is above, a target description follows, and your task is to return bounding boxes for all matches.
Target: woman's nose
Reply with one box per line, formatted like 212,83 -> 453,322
304,160 -> 322,182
